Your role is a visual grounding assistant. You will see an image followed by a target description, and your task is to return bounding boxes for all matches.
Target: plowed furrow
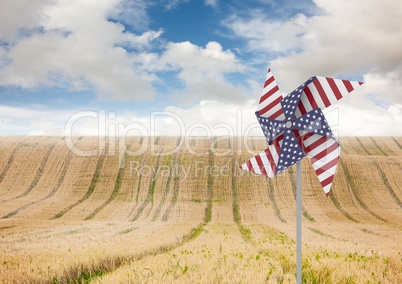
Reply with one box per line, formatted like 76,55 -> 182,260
53,150 -> 106,219
267,177 -> 287,223
340,159 -> 387,222
153,154 -> 177,221
2,152 -> 72,219
0,143 -> 56,203
85,164 -> 125,220
132,153 -> 161,221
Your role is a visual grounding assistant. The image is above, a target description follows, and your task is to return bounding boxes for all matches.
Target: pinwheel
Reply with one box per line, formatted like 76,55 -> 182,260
241,68 -> 363,195
241,68 -> 363,283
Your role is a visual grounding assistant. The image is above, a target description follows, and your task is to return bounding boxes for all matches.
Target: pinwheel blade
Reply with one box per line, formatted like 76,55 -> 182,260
256,69 -> 286,121
294,76 -> 363,118
240,135 -> 283,178
301,133 -> 340,194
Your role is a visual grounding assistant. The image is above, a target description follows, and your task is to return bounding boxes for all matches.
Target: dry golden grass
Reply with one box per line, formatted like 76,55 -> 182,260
0,136 -> 401,283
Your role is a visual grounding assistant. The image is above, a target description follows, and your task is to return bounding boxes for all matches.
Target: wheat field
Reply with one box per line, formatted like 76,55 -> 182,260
0,136 -> 401,283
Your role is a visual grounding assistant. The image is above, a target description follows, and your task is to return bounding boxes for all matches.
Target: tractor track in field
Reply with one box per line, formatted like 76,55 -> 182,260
327,186 -> 359,223
2,152 -> 73,219
369,137 -> 388,156
231,156 -> 253,242
161,160 -> 180,222
53,147 -> 107,219
0,142 -> 56,204
373,161 -> 402,209
339,159 -> 387,223
85,157 -> 126,220
267,177 -> 287,223
152,153 -> 177,221
0,139 -> 29,198
391,137 -> 402,150
355,137 -> 370,155
125,154 -> 147,220
51,151 -> 216,284
132,152 -> 162,221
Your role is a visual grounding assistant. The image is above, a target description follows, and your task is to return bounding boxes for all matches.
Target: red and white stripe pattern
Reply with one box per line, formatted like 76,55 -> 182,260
301,132 -> 340,195
256,69 -> 286,121
295,76 -> 363,118
241,135 -> 283,178
242,69 -> 363,194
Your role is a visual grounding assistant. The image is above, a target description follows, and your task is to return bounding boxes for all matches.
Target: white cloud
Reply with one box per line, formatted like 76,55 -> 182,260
223,0 -> 402,135
223,12 -> 307,54
0,0 -> 54,40
160,41 -> 249,104
0,104 -> 71,135
2,95 -> 400,138
224,0 -> 402,86
0,0 -> 160,100
109,0 -> 150,31
205,0 -> 217,7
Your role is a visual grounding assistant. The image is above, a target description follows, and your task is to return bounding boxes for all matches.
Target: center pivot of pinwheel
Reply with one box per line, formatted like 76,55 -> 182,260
285,121 -> 293,129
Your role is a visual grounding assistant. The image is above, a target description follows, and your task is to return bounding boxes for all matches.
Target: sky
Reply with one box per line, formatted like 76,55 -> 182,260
0,0 -> 401,137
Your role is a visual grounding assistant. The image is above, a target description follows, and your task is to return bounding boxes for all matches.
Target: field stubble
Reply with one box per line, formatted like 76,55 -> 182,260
0,136 -> 401,283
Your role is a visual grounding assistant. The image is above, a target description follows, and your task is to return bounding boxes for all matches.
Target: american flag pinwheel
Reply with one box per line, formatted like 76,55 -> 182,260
241,68 -> 363,195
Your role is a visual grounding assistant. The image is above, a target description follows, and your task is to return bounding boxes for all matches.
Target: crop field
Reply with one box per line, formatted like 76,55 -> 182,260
0,136 -> 401,283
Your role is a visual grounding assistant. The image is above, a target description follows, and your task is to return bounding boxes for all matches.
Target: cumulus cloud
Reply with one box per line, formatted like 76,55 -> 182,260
223,0 -> 402,135
0,0 -> 53,40
160,41 -> 249,104
0,0 -> 160,100
223,12 -> 308,54
224,0 -> 402,87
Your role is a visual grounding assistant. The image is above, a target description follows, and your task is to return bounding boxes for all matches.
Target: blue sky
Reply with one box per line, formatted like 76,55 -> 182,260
0,0 -> 401,136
